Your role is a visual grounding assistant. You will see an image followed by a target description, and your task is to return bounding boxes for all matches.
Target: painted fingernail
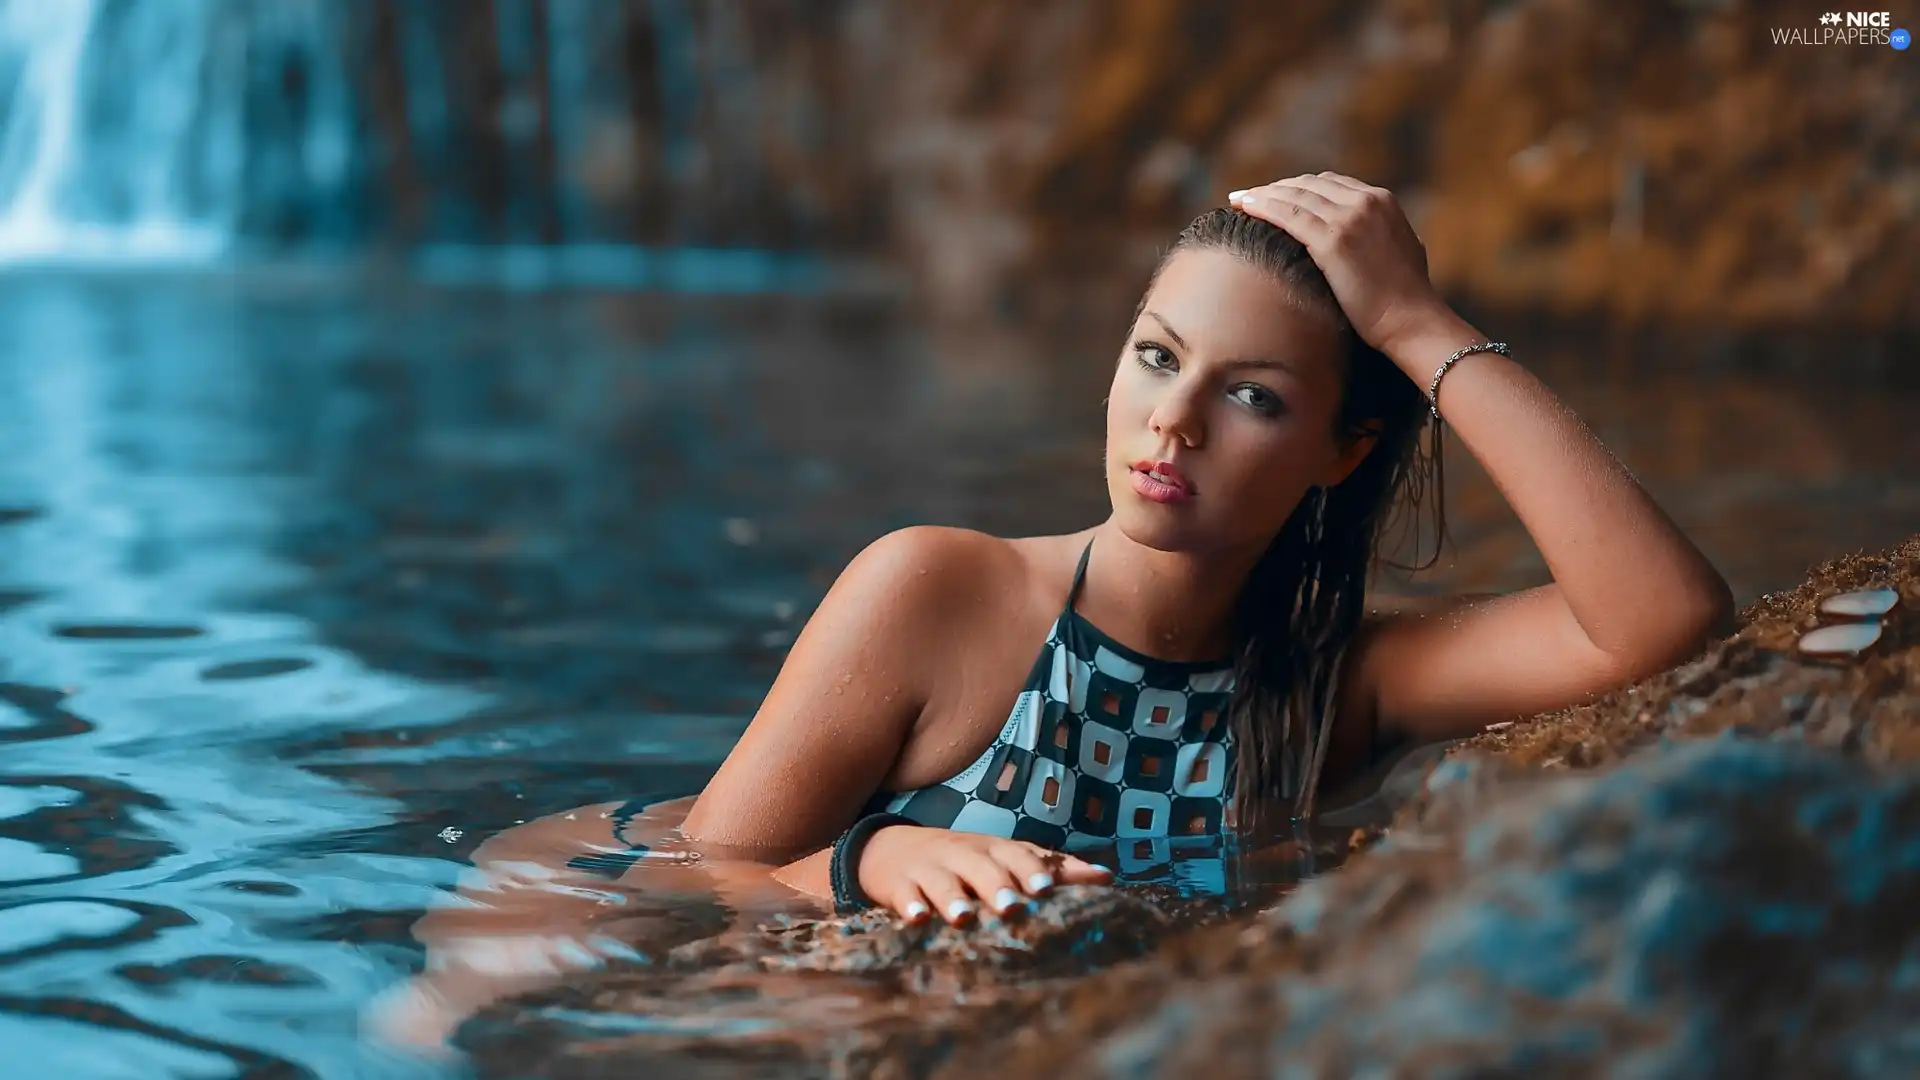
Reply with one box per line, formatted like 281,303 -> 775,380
1092,864 -> 1113,876
902,900 -> 930,922
946,898 -> 977,921
1027,872 -> 1055,893
1227,189 -> 1247,201
993,887 -> 1024,913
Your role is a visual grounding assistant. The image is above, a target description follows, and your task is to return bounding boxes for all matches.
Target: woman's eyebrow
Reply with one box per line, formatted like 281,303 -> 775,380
1223,356 -> 1302,378
1146,310 -> 1301,378
1145,311 -> 1189,350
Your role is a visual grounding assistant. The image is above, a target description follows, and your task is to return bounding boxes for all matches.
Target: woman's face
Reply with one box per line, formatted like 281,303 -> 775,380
1105,247 -> 1376,556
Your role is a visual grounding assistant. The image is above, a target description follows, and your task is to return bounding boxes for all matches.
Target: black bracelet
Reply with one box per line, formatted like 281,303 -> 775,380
829,812 -> 912,915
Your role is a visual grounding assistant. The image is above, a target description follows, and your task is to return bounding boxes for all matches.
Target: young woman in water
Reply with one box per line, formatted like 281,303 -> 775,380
670,173 -> 1731,923
386,173 -> 1732,1042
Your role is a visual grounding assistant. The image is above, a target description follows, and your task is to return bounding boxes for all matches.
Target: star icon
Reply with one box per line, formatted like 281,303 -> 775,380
1820,12 -> 1841,24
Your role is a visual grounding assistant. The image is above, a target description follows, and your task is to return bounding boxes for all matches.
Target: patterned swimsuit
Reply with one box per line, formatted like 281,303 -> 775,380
862,540 -> 1243,891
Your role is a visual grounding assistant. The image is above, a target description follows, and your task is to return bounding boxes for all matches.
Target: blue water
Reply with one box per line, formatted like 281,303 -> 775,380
0,266 -> 1916,1078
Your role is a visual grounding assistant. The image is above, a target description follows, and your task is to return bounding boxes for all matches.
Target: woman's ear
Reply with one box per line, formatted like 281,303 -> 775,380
1319,420 -> 1382,489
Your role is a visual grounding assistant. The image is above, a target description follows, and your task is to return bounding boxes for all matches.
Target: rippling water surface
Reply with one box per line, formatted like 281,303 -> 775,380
0,269 -> 1915,1078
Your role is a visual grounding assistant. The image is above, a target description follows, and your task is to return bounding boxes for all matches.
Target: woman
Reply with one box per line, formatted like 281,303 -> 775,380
674,173 -> 1731,923
385,173 -> 1732,1042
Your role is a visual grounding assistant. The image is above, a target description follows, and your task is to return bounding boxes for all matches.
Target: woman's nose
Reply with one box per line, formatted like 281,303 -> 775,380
1148,387 -> 1205,448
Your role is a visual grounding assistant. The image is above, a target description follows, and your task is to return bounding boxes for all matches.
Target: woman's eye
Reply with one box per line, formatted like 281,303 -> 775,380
1232,384 -> 1282,415
1133,343 -> 1176,371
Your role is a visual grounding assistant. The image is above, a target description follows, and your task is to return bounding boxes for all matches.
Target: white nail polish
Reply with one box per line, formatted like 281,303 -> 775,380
993,887 -> 1023,912
903,900 -> 929,921
1228,189 -> 1247,201
946,898 -> 976,920
1027,872 -> 1055,893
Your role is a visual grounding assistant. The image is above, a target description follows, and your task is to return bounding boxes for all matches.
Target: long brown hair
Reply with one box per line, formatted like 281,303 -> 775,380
1140,207 -> 1447,832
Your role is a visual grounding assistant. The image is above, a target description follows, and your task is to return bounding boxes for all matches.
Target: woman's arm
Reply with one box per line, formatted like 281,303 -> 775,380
681,525 -> 960,854
1232,174 -> 1734,742
686,527 -> 1111,912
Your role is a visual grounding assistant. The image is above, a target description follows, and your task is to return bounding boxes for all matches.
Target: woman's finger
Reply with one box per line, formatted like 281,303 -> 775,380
953,850 -> 1026,918
881,882 -> 933,926
1266,180 -> 1349,220
1281,174 -> 1368,208
1313,170 -> 1378,196
991,842 -> 1060,897
1231,188 -> 1333,243
914,868 -> 978,926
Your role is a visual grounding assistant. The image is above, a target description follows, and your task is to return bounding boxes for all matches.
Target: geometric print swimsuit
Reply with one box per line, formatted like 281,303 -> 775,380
863,540 -> 1243,890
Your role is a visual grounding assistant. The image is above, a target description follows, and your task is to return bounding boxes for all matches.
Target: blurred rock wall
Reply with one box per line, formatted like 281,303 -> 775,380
870,0 -> 1918,328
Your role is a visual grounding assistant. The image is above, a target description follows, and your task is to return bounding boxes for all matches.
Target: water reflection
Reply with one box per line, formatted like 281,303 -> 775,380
0,269 -> 1914,1077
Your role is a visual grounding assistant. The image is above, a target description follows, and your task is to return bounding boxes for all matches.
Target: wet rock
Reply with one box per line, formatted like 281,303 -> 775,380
969,738 -> 1920,1080
1459,535 -> 1920,774
460,886 -> 1239,1079
673,885 -> 1202,980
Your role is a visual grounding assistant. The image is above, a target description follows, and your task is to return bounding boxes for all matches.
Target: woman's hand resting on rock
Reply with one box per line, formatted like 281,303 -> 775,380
856,825 -> 1112,925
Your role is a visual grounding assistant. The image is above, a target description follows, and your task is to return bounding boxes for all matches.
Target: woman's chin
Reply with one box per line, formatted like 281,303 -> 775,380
1109,504 -> 1210,554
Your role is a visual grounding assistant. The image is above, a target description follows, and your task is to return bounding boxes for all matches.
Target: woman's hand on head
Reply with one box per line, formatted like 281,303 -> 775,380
1227,173 -> 1451,359
857,825 -> 1112,926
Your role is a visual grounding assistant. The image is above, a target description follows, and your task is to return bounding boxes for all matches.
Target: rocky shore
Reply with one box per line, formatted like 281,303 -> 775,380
465,532 -> 1920,1079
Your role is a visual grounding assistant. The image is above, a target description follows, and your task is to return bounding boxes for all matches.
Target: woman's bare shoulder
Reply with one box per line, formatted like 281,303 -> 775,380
679,525 -> 1081,849
847,524 -> 1085,624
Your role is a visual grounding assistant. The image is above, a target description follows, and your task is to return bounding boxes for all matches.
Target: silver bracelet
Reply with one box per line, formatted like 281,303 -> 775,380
1425,341 -> 1510,420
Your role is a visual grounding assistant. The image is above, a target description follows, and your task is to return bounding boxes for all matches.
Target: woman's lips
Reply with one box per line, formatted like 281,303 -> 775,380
1128,460 -> 1195,504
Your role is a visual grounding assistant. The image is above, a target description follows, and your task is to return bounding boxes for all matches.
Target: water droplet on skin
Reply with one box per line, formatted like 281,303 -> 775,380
1819,588 -> 1900,618
1798,622 -> 1882,656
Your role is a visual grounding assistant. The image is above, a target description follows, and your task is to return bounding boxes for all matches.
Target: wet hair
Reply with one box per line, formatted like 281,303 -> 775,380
1141,207 -> 1446,832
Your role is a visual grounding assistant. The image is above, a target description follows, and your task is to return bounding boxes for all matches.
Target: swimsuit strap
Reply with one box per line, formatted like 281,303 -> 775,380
1064,537 -> 1095,616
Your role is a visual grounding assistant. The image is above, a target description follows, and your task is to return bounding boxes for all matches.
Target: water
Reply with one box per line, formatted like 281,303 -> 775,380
0,264 -> 1914,1077
0,266 -> 1114,1078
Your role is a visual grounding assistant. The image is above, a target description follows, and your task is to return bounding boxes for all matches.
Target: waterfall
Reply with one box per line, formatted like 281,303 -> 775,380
0,0 -> 245,264
0,0 -> 843,279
